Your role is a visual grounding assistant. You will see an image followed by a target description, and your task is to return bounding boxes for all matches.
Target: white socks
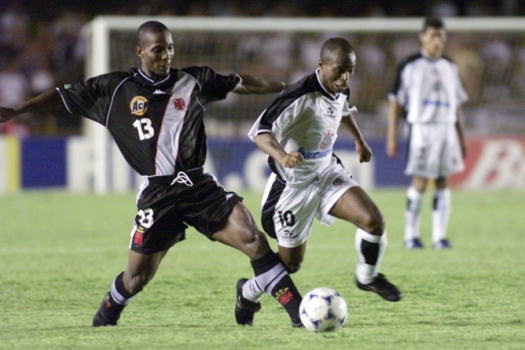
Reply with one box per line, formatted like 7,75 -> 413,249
242,279 -> 265,303
432,188 -> 451,243
405,186 -> 423,241
405,186 -> 451,243
355,229 -> 387,285
242,263 -> 287,303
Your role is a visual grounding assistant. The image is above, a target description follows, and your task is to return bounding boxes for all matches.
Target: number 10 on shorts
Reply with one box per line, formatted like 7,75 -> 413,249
278,210 -> 295,227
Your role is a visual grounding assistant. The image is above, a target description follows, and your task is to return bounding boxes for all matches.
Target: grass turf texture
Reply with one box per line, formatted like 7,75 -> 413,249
0,189 -> 523,349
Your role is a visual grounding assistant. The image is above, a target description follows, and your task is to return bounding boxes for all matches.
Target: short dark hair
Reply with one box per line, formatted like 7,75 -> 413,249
422,16 -> 445,32
137,21 -> 170,48
320,37 -> 354,62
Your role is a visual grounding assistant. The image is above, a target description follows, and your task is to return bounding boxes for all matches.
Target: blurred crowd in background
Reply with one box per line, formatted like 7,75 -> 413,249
1,0 -> 524,138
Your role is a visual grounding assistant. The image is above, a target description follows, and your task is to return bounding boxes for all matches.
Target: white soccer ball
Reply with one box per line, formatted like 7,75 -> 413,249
299,287 -> 348,332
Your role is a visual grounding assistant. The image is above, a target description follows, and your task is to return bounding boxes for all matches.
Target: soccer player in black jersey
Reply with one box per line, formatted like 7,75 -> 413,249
0,21 -> 303,328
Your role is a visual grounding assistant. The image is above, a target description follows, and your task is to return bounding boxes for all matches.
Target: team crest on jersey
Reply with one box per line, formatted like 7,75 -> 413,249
130,96 -> 148,116
319,130 -> 335,150
173,96 -> 186,111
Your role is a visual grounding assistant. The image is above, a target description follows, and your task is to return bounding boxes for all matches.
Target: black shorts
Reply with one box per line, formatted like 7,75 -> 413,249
130,168 -> 242,254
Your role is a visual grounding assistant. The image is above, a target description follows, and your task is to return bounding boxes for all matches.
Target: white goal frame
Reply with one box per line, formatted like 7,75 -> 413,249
81,16 -> 525,193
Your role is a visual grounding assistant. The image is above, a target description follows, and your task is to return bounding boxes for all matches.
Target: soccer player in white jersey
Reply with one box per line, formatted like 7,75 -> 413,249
235,38 -> 402,325
387,16 -> 468,250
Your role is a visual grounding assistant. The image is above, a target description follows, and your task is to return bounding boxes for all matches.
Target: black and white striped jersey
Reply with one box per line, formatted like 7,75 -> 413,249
389,51 -> 467,124
248,69 -> 355,186
57,67 -> 240,176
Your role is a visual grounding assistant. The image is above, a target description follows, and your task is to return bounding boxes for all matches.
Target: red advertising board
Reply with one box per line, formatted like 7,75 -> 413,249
450,137 -> 525,189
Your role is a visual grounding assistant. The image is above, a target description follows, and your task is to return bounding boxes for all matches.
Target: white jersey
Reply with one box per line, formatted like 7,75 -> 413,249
388,50 -> 468,124
248,69 -> 355,186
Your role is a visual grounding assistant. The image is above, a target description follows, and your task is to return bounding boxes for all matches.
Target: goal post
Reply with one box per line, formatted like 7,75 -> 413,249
81,16 -> 525,193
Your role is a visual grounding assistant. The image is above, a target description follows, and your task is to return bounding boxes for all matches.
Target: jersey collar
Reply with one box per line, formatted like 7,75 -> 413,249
137,68 -> 173,86
315,69 -> 339,101
420,49 -> 441,61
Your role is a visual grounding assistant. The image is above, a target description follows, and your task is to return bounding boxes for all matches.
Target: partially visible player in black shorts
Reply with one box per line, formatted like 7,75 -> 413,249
0,21 -> 303,328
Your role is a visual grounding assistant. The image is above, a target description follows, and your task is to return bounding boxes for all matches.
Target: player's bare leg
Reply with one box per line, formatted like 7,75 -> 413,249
277,243 -> 307,274
93,249 -> 168,326
330,186 -> 402,302
213,203 -> 303,327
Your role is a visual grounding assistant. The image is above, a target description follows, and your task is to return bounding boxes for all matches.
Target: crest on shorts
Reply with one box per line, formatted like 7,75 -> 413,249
333,177 -> 344,188
133,226 -> 145,245
319,130 -> 335,150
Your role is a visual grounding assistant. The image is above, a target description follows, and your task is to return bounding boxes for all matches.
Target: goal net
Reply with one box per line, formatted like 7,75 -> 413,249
82,16 -> 525,192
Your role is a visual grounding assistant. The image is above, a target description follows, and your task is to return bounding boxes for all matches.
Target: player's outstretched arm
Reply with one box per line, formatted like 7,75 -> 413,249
254,132 -> 303,168
0,89 -> 64,123
341,113 -> 372,163
234,74 -> 286,95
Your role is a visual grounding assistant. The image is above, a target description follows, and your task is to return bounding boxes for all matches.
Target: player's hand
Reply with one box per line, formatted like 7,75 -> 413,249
386,139 -> 398,158
279,151 -> 304,168
356,140 -> 372,163
0,107 -> 17,123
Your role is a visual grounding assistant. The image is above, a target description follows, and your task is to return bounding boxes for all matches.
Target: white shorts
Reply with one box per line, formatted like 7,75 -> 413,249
405,123 -> 464,179
261,158 -> 358,248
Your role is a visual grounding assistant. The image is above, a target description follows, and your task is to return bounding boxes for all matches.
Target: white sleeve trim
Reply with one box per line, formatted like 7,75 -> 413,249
56,87 -> 73,114
343,106 -> 358,117
233,74 -> 243,91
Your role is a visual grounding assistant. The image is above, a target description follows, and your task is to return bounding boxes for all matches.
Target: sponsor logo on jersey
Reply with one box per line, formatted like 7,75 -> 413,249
319,130 -> 334,150
298,147 -> 332,160
153,89 -> 166,95
130,96 -> 149,116
325,106 -> 335,117
173,97 -> 186,111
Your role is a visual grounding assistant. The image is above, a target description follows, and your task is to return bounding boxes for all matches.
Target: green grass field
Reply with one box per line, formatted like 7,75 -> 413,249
1,189 -> 524,349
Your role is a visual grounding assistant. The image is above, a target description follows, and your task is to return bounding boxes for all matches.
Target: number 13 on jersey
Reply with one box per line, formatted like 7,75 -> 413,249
133,118 -> 155,140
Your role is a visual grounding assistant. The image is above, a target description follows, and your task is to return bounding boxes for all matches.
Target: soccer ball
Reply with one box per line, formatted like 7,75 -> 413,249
299,287 -> 348,332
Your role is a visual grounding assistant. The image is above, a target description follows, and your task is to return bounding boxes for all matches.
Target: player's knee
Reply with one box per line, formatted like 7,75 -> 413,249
243,229 -> 271,259
280,255 -> 303,274
285,261 -> 302,274
361,210 -> 385,236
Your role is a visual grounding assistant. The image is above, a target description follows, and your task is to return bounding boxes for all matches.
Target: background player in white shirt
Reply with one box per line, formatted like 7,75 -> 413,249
387,17 -> 468,249
239,38 -> 402,320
